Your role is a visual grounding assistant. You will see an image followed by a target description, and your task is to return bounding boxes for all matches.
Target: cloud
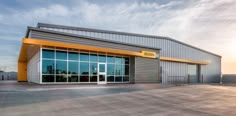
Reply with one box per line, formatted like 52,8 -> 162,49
0,0 -> 235,73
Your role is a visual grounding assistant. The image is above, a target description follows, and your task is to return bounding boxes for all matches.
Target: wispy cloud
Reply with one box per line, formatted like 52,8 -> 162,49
0,0 -> 235,73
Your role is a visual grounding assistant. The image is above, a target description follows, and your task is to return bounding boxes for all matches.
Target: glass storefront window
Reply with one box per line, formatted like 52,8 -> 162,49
42,75 -> 54,82
41,48 -> 130,83
90,76 -> 97,82
125,57 -> 129,64
107,76 -> 114,82
115,76 -> 122,82
56,51 -> 67,60
68,62 -> 78,74
68,52 -> 78,61
80,62 -> 89,75
56,75 -> 67,82
80,53 -> 89,61
68,75 -> 78,82
42,60 -> 54,74
90,63 -> 97,75
125,65 -> 129,75
90,54 -> 97,62
115,57 -> 122,64
107,64 -> 114,75
115,64 -> 122,75
56,61 -> 67,74
99,55 -> 106,62
80,76 -> 89,82
42,49 -> 54,59
107,56 -> 115,63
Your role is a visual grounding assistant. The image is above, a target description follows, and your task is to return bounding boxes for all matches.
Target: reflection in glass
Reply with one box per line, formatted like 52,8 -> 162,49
123,76 -> 129,82
107,64 -> 114,75
107,56 -> 114,63
99,64 -> 105,73
125,57 -> 129,64
68,52 -> 78,61
80,53 -> 89,61
99,55 -> 106,62
42,49 -> 54,59
115,76 -> 122,82
90,76 -> 97,82
56,51 -> 67,60
90,63 -> 97,75
107,76 -> 114,82
68,75 -> 78,82
125,65 -> 129,75
99,75 -> 105,81
56,61 -> 67,74
115,64 -> 122,75
115,57 -> 122,64
56,75 -> 67,82
42,60 -> 54,74
80,62 -> 89,75
42,75 -> 54,82
80,76 -> 89,82
90,54 -> 97,62
68,62 -> 78,74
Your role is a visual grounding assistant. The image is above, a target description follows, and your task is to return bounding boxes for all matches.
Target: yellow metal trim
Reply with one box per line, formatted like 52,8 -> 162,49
160,56 -> 209,65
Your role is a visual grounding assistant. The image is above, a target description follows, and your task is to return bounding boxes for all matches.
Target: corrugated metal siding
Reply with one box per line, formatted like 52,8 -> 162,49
39,27 -> 221,83
30,31 -> 158,53
135,57 -> 160,83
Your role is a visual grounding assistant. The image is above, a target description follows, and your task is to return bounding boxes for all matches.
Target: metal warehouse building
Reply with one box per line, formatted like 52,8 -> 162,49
18,23 -> 221,84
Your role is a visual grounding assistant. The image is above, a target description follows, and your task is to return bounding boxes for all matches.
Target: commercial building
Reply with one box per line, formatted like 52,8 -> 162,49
18,23 -> 221,84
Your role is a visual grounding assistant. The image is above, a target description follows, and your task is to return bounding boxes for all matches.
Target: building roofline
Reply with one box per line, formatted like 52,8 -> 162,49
26,27 -> 161,51
37,23 -> 221,57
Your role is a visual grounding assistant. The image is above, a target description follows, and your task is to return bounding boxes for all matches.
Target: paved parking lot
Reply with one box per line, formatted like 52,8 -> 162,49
1,82 -> 236,116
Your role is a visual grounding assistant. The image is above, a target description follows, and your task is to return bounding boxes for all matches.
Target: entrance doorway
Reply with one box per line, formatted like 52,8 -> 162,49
98,63 -> 106,84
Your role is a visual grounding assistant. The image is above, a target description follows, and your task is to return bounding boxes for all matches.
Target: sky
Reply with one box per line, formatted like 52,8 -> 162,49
0,0 -> 235,74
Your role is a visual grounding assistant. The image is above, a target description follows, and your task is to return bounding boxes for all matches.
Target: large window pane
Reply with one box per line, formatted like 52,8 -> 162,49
99,64 -> 105,73
115,64 -> 122,75
90,63 -> 97,75
90,54 -> 97,62
107,56 -> 115,63
99,55 -> 106,62
68,62 -> 78,74
42,75 -> 54,82
56,61 -> 67,74
125,65 -> 129,75
80,53 -> 89,61
42,49 -> 54,59
80,76 -> 89,82
125,57 -> 129,64
90,76 -> 97,82
115,76 -> 122,82
80,62 -> 89,75
56,75 -> 67,82
68,52 -> 78,61
107,64 -> 114,75
107,76 -> 114,82
68,75 -> 78,82
123,76 -> 129,82
115,57 -> 122,64
121,57 -> 125,64
42,60 -> 54,74
56,51 -> 67,60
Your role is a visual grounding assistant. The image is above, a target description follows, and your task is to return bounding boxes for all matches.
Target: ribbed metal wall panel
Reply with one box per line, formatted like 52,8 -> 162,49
39,27 -> 221,83
135,57 -> 160,83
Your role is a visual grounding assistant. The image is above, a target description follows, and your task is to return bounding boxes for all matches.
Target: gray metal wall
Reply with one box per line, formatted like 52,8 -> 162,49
135,57 -> 160,83
38,26 -> 221,83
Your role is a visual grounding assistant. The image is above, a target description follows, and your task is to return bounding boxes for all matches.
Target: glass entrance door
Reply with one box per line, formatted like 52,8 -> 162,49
98,63 -> 106,84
